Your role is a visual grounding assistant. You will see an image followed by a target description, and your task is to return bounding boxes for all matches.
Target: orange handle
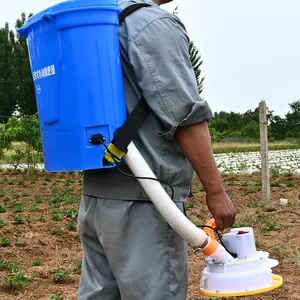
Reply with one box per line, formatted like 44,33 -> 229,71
204,218 -> 217,241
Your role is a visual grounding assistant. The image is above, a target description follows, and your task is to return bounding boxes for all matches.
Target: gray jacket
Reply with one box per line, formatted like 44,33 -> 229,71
82,0 -> 214,202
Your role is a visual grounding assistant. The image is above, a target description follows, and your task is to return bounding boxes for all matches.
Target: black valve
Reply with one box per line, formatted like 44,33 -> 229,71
89,134 -> 106,145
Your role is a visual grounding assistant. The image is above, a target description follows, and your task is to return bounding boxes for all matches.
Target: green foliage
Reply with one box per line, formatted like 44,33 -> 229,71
209,101 -> 300,141
0,272 -> 31,290
0,237 -> 11,247
54,268 -> 72,283
50,291 -> 64,300
189,41 -> 204,95
0,23 -> 17,120
14,13 -> 37,115
32,257 -> 43,266
173,6 -> 204,95
1,114 -> 42,167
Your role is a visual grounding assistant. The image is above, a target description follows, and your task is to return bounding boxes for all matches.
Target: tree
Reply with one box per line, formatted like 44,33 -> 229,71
189,41 -> 205,95
285,100 -> 300,135
269,115 -> 288,140
13,13 -> 36,115
173,6 -> 205,95
0,22 -> 17,120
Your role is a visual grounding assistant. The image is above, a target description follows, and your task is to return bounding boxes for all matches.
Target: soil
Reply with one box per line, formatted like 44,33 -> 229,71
0,172 -> 299,300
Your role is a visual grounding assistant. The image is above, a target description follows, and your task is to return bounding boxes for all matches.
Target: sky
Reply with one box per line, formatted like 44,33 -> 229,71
1,0 -> 299,117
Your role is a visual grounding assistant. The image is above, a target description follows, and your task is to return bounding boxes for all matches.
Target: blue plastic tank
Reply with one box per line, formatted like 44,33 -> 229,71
17,0 -> 127,172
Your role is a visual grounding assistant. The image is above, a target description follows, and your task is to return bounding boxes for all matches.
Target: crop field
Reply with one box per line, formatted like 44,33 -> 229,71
0,151 -> 299,299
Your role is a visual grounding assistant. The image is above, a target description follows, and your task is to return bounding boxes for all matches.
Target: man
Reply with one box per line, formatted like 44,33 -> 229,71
78,0 -> 236,299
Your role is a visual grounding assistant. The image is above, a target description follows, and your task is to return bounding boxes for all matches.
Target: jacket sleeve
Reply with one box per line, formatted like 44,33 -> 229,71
127,15 -> 214,140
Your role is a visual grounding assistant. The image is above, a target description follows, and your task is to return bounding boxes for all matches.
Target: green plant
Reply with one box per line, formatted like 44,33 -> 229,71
31,202 -> 40,212
0,271 -> 31,290
185,202 -> 198,210
74,259 -> 82,274
0,218 -> 4,228
0,259 -> 19,272
66,222 -> 77,231
50,291 -> 64,300
63,209 -> 78,219
13,215 -> 25,224
0,237 -> 11,247
12,203 -> 24,213
52,209 -> 62,221
50,227 -> 64,235
15,238 -> 27,247
54,268 -> 72,283
32,257 -> 43,267
260,215 -> 278,235
44,176 -> 51,182
39,216 -> 46,222
3,115 -> 43,169
0,205 -> 6,213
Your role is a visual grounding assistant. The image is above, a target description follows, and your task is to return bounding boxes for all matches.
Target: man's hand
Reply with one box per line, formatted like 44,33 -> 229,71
206,190 -> 236,230
175,121 -> 237,231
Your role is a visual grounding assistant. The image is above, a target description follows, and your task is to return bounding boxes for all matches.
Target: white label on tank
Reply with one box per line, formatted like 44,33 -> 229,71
33,65 -> 56,81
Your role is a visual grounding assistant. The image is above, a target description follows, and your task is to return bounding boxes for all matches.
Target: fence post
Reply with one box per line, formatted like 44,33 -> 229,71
259,99 -> 270,203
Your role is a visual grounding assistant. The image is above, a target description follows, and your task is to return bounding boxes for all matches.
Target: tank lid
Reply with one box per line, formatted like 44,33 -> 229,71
18,0 -> 121,36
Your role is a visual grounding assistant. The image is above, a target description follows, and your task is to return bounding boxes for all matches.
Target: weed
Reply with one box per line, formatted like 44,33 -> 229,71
44,176 -> 51,182
52,210 -> 63,221
63,209 -> 78,219
74,259 -> 82,274
244,188 -> 261,195
270,167 -> 280,177
34,195 -> 45,203
0,272 -> 31,290
0,259 -> 19,272
50,291 -> 64,300
0,205 -> 6,213
15,238 -> 27,247
271,182 -> 296,187
66,222 -> 77,231
18,179 -> 24,186
13,216 -> 25,224
50,227 -> 65,235
31,202 -> 41,212
0,218 -> 4,228
54,268 -> 72,283
32,257 -> 44,267
285,247 -> 300,266
0,237 -> 11,247
225,181 -> 261,186
26,216 -> 31,225
39,216 -> 46,222
4,196 -> 10,202
260,215 -> 278,235
12,203 -> 24,213
185,203 -> 199,210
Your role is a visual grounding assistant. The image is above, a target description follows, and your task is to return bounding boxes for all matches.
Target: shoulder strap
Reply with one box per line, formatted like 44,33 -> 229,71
105,3 -> 152,163
118,3 -> 152,24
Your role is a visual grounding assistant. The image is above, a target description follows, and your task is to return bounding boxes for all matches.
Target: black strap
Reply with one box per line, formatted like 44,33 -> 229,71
118,3 -> 152,23
112,3 -> 152,154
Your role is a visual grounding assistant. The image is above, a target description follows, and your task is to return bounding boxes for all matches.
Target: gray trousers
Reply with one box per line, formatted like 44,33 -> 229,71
77,195 -> 188,300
